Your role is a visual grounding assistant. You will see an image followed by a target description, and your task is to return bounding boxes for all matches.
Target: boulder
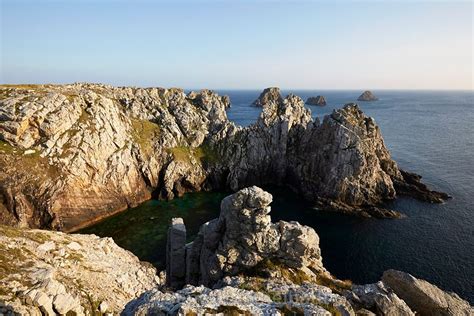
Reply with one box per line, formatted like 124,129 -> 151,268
349,281 -> 414,316
382,269 -> 473,316
357,91 -> 378,101
306,95 -> 327,106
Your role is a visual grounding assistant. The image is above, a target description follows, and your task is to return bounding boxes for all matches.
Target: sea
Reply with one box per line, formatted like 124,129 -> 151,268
79,90 -> 474,303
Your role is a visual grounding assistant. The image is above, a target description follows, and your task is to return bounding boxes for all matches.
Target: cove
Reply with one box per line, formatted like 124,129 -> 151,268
78,185 -> 474,304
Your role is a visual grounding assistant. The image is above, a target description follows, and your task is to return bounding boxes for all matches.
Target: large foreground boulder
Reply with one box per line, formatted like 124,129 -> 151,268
0,225 -> 160,315
382,270 -> 473,316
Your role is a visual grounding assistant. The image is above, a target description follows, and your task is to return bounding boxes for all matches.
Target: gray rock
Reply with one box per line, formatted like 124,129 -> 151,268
357,91 -> 378,101
0,225 -> 160,315
170,186 -> 324,288
382,269 -> 473,316
306,95 -> 327,106
166,217 -> 187,289
349,281 -> 414,315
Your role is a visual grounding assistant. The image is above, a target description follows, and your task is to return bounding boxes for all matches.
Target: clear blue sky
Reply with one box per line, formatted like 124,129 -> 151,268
1,0 -> 472,89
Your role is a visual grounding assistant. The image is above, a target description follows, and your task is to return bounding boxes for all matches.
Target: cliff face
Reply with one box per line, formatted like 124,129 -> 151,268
0,84 -> 447,230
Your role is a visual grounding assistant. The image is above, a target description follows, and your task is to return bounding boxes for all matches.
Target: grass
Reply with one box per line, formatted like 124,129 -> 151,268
315,273 -> 352,294
0,143 -> 60,180
243,259 -> 312,285
0,140 -> 17,155
167,144 -> 219,165
131,118 -> 160,154
0,84 -> 43,89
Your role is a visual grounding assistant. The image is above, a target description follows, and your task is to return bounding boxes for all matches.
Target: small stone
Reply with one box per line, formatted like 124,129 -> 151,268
37,241 -> 55,253
67,242 -> 82,251
23,149 -> 36,155
98,301 -> 108,313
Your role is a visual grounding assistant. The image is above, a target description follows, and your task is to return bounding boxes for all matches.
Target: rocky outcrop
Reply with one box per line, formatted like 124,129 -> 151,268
0,225 -> 161,315
124,282 -> 356,316
0,84 -> 448,230
252,87 -> 283,107
0,188 -> 471,315
0,84 -> 230,231
182,186 -> 324,287
347,281 -> 414,315
382,270 -> 473,316
306,95 -> 327,106
358,90 -> 378,101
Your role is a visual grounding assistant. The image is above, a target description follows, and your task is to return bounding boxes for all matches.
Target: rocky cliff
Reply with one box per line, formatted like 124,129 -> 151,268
0,84 -> 448,230
1,187 -> 471,315
0,225 -> 161,315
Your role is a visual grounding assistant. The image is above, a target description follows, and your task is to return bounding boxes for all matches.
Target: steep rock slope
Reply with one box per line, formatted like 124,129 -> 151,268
0,84 -> 447,230
0,225 -> 160,315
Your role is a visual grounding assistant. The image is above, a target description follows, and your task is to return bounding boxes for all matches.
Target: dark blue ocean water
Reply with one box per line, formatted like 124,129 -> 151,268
80,90 -> 474,303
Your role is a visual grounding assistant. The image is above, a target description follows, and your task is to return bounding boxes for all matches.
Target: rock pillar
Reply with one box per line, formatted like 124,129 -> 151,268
166,217 -> 186,289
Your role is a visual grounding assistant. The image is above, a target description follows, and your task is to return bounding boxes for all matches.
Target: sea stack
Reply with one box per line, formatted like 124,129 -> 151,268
306,95 -> 327,106
252,87 -> 283,107
357,90 -> 378,101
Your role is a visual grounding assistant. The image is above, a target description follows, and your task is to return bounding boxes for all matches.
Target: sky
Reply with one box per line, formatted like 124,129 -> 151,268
1,0 -> 472,90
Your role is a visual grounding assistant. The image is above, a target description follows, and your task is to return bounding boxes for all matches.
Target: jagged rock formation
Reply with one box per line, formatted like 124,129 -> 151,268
252,87 -> 283,107
0,84 -> 230,231
181,186 -> 324,288
0,225 -> 161,315
0,84 -> 448,230
1,188 -> 471,315
358,90 -> 379,101
306,95 -> 327,106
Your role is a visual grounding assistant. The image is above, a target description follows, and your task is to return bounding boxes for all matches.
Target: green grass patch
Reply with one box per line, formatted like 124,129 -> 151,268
131,119 -> 160,154
167,144 -> 219,165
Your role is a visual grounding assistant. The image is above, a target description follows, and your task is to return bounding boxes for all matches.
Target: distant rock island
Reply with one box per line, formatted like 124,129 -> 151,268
358,90 -> 378,101
252,87 -> 283,106
306,95 -> 327,106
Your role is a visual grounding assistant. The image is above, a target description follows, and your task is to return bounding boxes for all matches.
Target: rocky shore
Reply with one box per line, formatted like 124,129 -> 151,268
1,187 -> 471,315
0,84 -> 448,230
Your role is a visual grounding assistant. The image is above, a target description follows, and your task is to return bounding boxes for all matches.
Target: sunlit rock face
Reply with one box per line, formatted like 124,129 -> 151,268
181,186 -> 324,288
0,84 -> 447,230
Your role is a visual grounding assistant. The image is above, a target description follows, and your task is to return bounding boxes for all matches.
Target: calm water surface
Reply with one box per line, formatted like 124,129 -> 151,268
79,90 -> 474,303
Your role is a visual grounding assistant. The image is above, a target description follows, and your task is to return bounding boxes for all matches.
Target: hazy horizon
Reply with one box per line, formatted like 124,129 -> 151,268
1,0 -> 473,90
